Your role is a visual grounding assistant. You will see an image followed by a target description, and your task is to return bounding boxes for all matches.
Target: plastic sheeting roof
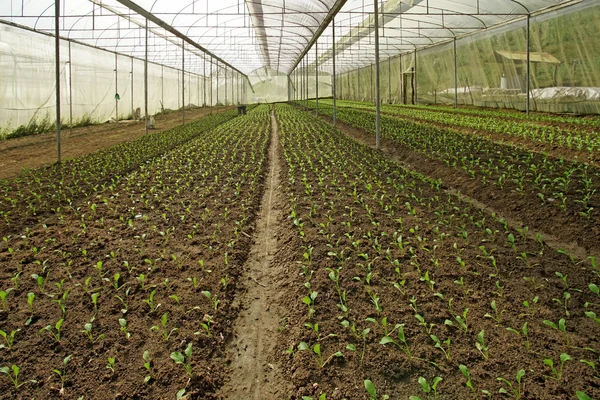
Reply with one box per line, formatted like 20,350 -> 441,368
0,0 -> 578,75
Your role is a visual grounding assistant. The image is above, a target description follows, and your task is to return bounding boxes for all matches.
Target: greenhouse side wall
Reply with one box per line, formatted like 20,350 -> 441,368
0,22 -> 215,135
338,2 -> 600,115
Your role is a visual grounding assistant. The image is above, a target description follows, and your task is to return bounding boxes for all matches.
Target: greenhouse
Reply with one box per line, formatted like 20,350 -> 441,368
0,0 -> 599,398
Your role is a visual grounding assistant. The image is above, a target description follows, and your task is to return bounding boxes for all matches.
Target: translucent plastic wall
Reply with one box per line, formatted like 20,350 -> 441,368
0,23 -> 245,133
337,2 -> 600,114
260,69 -> 332,104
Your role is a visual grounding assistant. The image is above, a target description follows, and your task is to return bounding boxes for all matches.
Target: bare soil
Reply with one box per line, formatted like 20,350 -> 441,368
0,107 -> 233,179
218,107 -> 294,399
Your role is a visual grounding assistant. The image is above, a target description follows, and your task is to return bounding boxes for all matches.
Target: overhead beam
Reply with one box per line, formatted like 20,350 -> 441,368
113,0 -> 246,77
289,0 -> 348,73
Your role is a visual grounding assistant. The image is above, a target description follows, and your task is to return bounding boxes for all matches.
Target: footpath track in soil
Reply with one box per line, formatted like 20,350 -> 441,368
218,106 -> 293,399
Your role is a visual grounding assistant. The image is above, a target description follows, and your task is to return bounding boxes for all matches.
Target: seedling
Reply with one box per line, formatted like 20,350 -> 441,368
420,270 -> 435,291
484,300 -> 504,324
585,311 -> 600,328
143,351 -> 152,383
143,289 -> 161,312
580,355 -> 600,378
459,364 -> 476,393
119,318 -> 131,339
81,321 -> 104,343
380,324 -> 411,357
31,274 -> 46,294
475,330 -> 489,360
151,312 -> 178,341
429,334 -> 451,360
544,353 -> 572,381
520,296 -> 539,317
445,308 -> 469,333
506,322 -> 530,350
364,379 -> 390,400
414,314 -> 435,334
552,292 -> 571,317
90,292 -> 100,314
0,329 -> 20,349
171,342 -> 193,377
302,291 -> 318,319
52,354 -> 72,391
543,318 -> 569,346
409,376 -> 443,400
106,357 -> 116,374
201,290 -> 220,311
0,289 -> 11,310
555,271 -> 569,290
298,342 -> 343,368
40,318 -> 64,342
195,314 -> 214,337
576,392 -> 592,400
498,369 -> 525,400
0,365 -> 36,389
26,292 -> 35,325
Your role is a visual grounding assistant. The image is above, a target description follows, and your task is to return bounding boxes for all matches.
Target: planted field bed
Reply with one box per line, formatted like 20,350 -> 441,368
0,109 -> 239,237
275,104 -> 599,399
0,105 -> 270,398
310,101 -> 600,257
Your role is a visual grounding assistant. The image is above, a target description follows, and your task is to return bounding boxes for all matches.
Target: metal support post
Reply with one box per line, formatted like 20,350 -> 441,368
374,0 -> 381,150
414,49 -> 418,105
55,0 -> 61,163
68,41 -> 73,127
203,55 -> 206,107
332,17 -> 337,126
182,43 -> 185,124
144,18 -> 148,134
315,42 -> 319,117
388,58 -> 391,103
115,53 -> 119,121
526,14 -> 531,114
305,57 -> 309,109
216,61 -> 220,106
225,66 -> 228,106
454,38 -> 458,108
130,57 -> 134,118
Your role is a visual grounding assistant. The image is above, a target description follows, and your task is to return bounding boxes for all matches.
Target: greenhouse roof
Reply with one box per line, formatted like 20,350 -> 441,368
0,0 -> 576,75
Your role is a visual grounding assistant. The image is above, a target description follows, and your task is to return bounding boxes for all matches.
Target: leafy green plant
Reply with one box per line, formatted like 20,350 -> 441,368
364,379 -> 390,400
484,300 -> 504,324
81,321 -> 104,343
506,322 -> 530,350
171,342 -> 193,377
40,318 -> 64,342
143,289 -> 161,313
151,312 -> 178,341
298,342 -> 343,368
429,334 -> 451,360
544,353 -> 572,381
475,330 -> 489,360
52,354 -> 72,392
459,364 -> 476,393
106,357 -> 116,374
409,376 -> 443,400
380,324 -> 411,357
201,290 -> 220,311
498,369 -> 525,400
143,351 -> 152,383
543,318 -> 570,346
0,329 -> 20,350
119,318 -> 131,339
0,365 -> 37,390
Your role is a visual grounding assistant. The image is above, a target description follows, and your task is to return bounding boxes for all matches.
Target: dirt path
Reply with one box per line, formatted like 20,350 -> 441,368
218,106 -> 292,399
0,106 -> 233,179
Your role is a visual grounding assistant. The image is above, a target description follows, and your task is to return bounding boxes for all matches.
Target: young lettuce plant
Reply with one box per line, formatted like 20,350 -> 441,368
409,376 -> 443,400
0,329 -> 20,350
150,312 -> 178,341
171,342 -> 193,377
143,289 -> 161,313
506,322 -> 530,351
459,364 -> 476,394
40,318 -> 64,343
0,365 -> 37,390
364,379 -> 390,400
81,321 -> 104,343
52,354 -> 72,393
143,351 -> 153,383
429,335 -> 451,361
498,369 -> 525,399
380,324 -> 411,357
543,318 -> 569,346
297,342 -> 343,368
475,330 -> 489,360
544,353 -> 572,381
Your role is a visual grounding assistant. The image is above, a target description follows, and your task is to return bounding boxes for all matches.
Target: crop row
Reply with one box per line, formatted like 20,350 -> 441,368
276,103 -> 599,399
0,109 -> 241,236
308,102 -> 600,253
318,100 -> 600,157
328,99 -> 600,131
0,105 -> 270,398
